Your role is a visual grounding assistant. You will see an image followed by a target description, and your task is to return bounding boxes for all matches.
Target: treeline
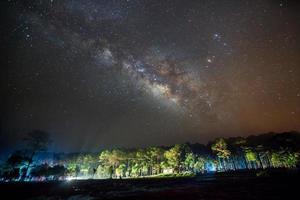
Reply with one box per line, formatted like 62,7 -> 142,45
1,131 -> 300,181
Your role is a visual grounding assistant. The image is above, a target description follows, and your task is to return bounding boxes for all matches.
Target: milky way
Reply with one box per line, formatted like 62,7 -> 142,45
1,0 -> 300,152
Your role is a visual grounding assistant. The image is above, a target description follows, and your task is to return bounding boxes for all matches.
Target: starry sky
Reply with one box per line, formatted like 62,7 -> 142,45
1,0 -> 300,152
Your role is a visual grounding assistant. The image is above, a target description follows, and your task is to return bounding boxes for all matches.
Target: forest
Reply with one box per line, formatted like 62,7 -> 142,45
1,131 -> 300,181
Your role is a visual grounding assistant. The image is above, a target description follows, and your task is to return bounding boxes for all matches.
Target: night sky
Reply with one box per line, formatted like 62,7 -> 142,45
1,0 -> 300,152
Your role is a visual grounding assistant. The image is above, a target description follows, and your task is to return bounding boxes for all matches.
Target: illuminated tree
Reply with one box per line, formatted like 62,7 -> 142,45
271,151 -> 284,168
164,144 -> 190,173
232,139 -> 249,169
245,148 -> 258,169
255,145 -> 271,168
75,154 -> 98,177
135,149 -> 151,176
184,153 -> 205,173
271,150 -> 299,168
164,146 -> 180,173
184,152 -> 195,171
211,138 -> 231,171
285,151 -> 299,168
116,163 -> 126,177
147,147 -> 164,175
99,149 -> 125,178
65,155 -> 81,178
194,156 -> 206,173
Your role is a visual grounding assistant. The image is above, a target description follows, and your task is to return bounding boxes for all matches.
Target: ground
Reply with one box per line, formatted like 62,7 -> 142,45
0,169 -> 298,200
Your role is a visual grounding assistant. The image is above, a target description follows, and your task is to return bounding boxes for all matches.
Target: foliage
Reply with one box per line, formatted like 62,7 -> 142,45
271,150 -> 299,168
211,138 -> 231,159
1,131 -> 299,181
30,164 -> 67,180
245,150 -> 257,162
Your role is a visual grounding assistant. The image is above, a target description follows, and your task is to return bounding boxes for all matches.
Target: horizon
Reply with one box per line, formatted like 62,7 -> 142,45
1,130 -> 299,156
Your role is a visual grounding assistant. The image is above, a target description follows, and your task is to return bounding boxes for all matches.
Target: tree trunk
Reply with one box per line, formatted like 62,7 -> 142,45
22,152 -> 35,181
243,155 -> 249,169
232,157 -> 237,170
257,153 -> 264,169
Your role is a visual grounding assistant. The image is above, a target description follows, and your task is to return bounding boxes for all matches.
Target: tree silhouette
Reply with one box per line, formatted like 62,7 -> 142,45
22,130 -> 51,180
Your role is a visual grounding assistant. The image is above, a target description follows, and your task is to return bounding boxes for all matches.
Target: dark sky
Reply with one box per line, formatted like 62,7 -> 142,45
1,0 -> 300,152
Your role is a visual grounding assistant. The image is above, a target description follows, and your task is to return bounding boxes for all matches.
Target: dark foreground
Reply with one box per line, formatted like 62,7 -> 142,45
0,169 -> 299,200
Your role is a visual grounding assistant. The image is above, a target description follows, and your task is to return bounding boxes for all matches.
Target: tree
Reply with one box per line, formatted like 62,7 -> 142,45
135,149 -> 150,176
76,154 -> 98,177
7,151 -> 29,168
164,144 -> 190,173
30,164 -> 67,180
245,148 -> 258,169
194,156 -> 206,173
99,150 -> 113,178
232,138 -> 249,169
255,145 -> 269,169
211,138 -> 231,171
6,151 -> 30,180
65,155 -> 81,178
22,130 -> 51,180
271,149 -> 299,168
30,163 -> 49,179
147,147 -> 164,175
116,163 -> 126,177
184,152 -> 196,172
49,165 -> 67,180
99,149 -> 125,178
75,165 -> 81,177
183,152 -> 206,173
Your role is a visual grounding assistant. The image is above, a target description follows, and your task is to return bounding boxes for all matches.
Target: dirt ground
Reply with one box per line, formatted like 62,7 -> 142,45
0,169 -> 298,200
